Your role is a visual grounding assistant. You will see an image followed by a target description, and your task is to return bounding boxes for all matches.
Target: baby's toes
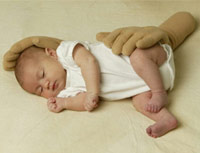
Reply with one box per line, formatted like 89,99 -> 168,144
151,105 -> 157,113
154,105 -> 161,113
146,104 -> 158,113
149,105 -> 154,112
145,104 -> 151,112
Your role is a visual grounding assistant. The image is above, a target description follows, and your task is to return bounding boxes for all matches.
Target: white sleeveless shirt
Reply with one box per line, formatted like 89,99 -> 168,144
57,41 -> 175,100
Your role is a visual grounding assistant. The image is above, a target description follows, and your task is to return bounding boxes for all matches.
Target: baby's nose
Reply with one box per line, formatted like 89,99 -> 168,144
44,80 -> 50,89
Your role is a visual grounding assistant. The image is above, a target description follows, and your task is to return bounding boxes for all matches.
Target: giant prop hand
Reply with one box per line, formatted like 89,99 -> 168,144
3,12 -> 196,71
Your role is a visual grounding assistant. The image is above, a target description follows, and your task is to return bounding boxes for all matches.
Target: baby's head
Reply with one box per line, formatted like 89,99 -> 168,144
15,46 -> 66,98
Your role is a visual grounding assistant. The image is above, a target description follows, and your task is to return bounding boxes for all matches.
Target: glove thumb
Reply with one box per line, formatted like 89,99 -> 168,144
96,32 -> 110,42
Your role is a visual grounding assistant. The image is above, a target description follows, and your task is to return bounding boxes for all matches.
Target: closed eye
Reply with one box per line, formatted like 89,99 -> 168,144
42,70 -> 45,78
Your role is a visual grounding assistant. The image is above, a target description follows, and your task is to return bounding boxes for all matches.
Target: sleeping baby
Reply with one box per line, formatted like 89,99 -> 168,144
14,40 -> 177,138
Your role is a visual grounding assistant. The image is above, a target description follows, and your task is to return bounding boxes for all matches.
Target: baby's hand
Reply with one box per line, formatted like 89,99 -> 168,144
84,92 -> 99,112
47,97 -> 66,113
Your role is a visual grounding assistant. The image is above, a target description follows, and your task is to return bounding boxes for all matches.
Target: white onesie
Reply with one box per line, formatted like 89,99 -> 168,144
57,41 -> 175,101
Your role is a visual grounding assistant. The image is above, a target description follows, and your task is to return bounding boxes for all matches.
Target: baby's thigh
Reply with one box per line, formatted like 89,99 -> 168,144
130,44 -> 167,66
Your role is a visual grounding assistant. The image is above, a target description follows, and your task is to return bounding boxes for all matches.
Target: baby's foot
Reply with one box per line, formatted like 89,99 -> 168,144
146,116 -> 178,138
145,91 -> 168,113
47,97 -> 65,113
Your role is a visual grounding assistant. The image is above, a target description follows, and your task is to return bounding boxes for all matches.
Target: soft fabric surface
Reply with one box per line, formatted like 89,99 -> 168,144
0,1 -> 200,153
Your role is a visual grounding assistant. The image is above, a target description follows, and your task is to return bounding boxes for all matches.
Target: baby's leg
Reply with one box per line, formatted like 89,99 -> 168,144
132,92 -> 178,138
130,44 -> 168,113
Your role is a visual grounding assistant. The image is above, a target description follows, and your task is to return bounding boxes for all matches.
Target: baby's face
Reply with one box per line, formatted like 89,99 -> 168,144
21,49 -> 66,98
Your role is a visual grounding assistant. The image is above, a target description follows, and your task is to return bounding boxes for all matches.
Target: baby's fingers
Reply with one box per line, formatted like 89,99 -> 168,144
47,97 -> 56,103
48,103 -> 57,111
84,102 -> 94,112
84,103 -> 92,111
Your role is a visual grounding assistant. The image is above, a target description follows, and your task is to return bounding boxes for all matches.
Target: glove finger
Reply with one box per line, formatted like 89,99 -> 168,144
103,29 -> 122,48
96,32 -> 110,42
112,32 -> 132,55
136,36 -> 155,48
136,32 -> 170,48
122,33 -> 143,56
159,33 -> 170,45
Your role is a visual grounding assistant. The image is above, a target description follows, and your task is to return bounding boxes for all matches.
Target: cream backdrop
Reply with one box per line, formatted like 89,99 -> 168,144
0,1 -> 200,153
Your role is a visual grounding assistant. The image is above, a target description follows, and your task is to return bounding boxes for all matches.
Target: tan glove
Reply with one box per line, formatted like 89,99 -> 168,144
3,12 -> 196,71
159,12 -> 196,49
96,12 -> 196,56
96,26 -> 170,55
3,36 -> 62,71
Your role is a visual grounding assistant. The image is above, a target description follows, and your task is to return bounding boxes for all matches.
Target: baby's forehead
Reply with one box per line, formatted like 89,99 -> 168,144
21,59 -> 39,77
21,66 -> 39,94
19,54 -> 45,78
21,56 -> 40,69
21,49 -> 45,64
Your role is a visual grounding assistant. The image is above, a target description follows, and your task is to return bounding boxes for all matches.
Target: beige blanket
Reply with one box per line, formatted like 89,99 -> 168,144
0,1 -> 200,153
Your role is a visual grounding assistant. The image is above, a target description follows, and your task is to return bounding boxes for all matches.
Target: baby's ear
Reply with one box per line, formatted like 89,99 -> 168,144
45,48 -> 58,59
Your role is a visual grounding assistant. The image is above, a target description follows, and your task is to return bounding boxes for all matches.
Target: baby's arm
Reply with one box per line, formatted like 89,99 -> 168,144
73,44 -> 100,94
48,44 -> 101,113
73,44 -> 101,111
47,92 -> 98,112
